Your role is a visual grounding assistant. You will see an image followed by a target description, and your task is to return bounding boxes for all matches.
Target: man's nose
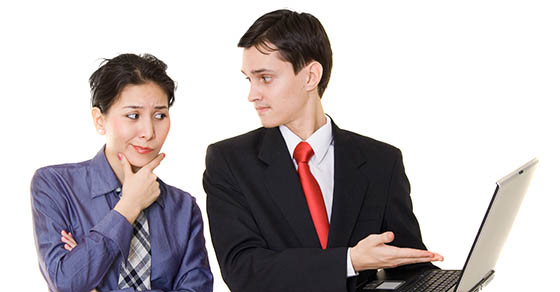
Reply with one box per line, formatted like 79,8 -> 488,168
248,84 -> 262,103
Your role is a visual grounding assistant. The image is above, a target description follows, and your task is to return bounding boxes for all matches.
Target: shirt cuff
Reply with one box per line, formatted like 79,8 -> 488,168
347,248 -> 359,277
90,209 -> 134,259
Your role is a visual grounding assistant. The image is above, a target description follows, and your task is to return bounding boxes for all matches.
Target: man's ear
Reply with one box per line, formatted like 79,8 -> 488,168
91,107 -> 105,135
304,61 -> 323,92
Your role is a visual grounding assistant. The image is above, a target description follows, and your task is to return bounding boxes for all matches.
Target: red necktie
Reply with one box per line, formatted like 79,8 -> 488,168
294,142 -> 329,249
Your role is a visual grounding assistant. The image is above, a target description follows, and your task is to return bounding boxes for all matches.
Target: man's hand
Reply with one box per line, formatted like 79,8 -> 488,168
350,231 -> 443,272
114,152 -> 165,224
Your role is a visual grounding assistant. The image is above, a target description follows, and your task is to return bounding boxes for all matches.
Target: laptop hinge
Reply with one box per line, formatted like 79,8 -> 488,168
468,270 -> 495,292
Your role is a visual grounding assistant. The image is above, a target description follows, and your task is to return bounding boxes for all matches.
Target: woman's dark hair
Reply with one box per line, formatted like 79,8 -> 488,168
238,9 -> 333,97
89,53 -> 176,113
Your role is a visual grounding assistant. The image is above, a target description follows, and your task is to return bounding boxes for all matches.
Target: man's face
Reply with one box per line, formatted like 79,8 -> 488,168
241,46 -> 311,128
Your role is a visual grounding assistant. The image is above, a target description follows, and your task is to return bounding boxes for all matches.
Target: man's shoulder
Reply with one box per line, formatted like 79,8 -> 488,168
204,128 -> 272,182
211,127 -> 268,145
207,127 -> 271,154
336,127 -> 402,157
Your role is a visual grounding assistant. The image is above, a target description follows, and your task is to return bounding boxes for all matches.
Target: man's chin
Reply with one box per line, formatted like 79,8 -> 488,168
260,119 -> 281,128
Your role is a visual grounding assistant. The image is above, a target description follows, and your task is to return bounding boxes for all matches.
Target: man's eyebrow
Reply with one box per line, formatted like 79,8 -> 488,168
241,69 -> 274,75
252,69 -> 274,74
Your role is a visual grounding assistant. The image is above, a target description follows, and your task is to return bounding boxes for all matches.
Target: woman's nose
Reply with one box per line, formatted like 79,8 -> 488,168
139,118 -> 155,140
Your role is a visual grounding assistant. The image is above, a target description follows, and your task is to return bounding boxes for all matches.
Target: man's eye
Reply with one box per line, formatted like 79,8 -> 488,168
262,76 -> 271,82
127,113 -> 139,119
154,113 -> 167,120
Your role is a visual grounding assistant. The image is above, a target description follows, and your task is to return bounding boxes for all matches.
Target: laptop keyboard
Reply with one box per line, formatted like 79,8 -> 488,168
400,270 -> 461,292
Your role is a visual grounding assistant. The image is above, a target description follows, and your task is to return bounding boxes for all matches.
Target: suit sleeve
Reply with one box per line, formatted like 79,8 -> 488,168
382,150 -> 436,272
31,168 -> 133,292
203,144 -> 349,292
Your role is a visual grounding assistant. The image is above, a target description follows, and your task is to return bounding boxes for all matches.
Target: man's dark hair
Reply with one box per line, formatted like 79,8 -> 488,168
89,53 -> 176,113
238,9 -> 332,97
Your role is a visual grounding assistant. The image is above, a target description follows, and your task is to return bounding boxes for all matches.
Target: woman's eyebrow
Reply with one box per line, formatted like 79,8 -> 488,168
122,105 -> 168,109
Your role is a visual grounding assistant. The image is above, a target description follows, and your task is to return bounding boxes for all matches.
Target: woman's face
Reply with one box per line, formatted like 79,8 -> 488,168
94,81 -> 170,169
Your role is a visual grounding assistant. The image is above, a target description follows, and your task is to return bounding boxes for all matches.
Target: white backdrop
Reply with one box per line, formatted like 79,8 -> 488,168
1,1 -> 558,291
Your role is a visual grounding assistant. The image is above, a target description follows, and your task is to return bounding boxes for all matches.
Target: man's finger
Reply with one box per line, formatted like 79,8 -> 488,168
398,251 -> 444,264
143,153 -> 165,172
378,231 -> 394,244
431,252 -> 444,261
389,246 -> 435,259
393,256 -> 440,267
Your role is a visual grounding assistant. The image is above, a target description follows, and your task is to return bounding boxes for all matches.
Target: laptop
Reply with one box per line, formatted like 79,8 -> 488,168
358,158 -> 538,292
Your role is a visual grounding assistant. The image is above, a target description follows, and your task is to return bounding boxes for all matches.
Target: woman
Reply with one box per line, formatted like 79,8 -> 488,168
31,54 -> 213,291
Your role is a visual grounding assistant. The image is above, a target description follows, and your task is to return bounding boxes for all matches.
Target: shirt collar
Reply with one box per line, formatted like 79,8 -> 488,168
89,145 -> 164,208
89,146 -> 121,198
279,115 -> 333,165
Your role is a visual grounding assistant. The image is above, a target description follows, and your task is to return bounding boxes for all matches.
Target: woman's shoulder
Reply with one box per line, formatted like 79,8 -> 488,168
37,159 -> 90,173
30,159 -> 96,209
157,180 -> 205,223
32,159 -> 92,189
158,179 -> 196,205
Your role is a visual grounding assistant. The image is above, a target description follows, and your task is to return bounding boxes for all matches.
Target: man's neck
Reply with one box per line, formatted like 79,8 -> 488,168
284,97 -> 326,140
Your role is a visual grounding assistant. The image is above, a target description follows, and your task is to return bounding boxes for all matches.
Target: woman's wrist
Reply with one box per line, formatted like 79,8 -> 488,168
114,198 -> 141,225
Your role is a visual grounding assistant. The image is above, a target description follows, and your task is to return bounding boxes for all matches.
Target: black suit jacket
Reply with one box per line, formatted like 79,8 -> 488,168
203,121 -> 434,292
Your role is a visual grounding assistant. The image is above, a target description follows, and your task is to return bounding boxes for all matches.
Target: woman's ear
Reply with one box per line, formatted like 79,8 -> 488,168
304,61 -> 323,92
91,107 -> 105,135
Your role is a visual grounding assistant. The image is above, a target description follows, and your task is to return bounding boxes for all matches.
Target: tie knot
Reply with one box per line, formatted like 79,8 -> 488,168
294,142 -> 315,164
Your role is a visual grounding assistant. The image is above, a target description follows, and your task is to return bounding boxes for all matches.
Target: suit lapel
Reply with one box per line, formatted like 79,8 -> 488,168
258,127 -> 322,248
328,122 -> 369,247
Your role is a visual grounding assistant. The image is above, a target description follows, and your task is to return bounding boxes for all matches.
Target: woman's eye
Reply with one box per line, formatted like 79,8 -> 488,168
127,113 -> 139,120
155,113 -> 167,120
262,76 -> 271,82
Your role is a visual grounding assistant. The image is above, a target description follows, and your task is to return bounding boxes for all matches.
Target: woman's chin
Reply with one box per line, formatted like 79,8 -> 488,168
128,156 -> 154,170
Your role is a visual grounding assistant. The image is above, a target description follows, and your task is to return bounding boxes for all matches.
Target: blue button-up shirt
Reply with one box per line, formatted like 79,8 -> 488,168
31,147 -> 213,292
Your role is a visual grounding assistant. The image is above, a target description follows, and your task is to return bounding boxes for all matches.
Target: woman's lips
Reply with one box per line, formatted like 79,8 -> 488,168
133,145 -> 153,154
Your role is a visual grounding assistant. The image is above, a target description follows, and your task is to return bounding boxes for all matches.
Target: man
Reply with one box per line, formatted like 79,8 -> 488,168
203,9 -> 443,292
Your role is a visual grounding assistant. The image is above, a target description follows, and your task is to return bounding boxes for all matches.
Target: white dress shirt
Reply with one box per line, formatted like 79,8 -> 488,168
279,115 -> 358,277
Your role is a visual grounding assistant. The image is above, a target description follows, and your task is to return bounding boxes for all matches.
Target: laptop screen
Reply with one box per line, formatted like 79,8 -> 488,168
455,158 -> 538,292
